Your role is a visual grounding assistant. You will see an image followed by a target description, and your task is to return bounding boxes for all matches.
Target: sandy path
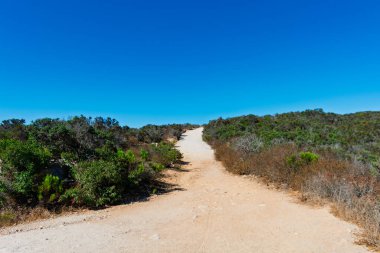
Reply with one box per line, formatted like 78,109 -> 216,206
0,127 -> 369,253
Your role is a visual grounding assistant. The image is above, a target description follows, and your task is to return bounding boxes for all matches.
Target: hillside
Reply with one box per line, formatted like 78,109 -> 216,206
0,116 -> 196,225
204,109 -> 380,248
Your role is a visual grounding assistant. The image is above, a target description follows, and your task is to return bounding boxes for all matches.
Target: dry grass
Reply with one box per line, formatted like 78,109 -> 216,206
0,207 -> 52,227
212,141 -> 380,249
0,205 -> 87,228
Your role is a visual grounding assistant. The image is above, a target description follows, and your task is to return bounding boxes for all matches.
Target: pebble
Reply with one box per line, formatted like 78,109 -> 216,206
150,234 -> 160,240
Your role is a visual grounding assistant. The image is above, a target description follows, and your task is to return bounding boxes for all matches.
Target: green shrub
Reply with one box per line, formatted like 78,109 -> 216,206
286,154 -> 298,169
0,183 -> 6,208
68,149 -> 169,207
0,139 -> 52,203
0,139 -> 51,174
37,174 -> 63,204
140,149 -> 149,161
125,150 -> 136,163
128,163 -> 145,185
95,144 -> 117,160
138,125 -> 165,143
12,171 -> 35,199
114,149 -> 137,170
299,152 -> 319,163
59,188 -> 80,205
60,152 -> 78,166
72,160 -> 124,207
152,142 -> 182,166
28,118 -> 78,158
286,151 -> 319,170
115,149 -> 135,163
0,119 -> 27,141
151,162 -> 165,172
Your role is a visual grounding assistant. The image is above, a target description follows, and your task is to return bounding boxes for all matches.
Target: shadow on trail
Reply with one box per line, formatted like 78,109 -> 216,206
167,160 -> 191,173
118,163 -> 189,207
119,181 -> 186,206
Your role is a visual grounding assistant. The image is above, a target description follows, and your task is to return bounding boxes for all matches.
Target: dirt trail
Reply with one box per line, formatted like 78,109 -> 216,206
0,128 -> 369,253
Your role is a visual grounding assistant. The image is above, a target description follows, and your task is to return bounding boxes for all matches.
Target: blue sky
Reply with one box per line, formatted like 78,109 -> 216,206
1,0 -> 379,127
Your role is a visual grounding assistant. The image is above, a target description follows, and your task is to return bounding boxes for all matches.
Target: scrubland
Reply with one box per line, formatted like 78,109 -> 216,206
204,109 -> 380,248
0,116 -> 197,225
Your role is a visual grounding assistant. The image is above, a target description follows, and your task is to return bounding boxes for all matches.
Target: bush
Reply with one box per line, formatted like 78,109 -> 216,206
0,119 -> 28,141
151,142 -> 182,166
138,125 -> 165,143
28,118 -> 79,158
140,149 -> 149,161
72,160 -> 124,207
128,163 -> 145,185
37,174 -> 63,205
0,182 -> 6,208
300,152 -> 319,163
0,139 -> 52,204
286,151 -> 319,170
138,124 -> 195,143
150,162 -> 165,172
114,149 -> 136,168
59,188 -> 80,205
232,134 -> 263,154
71,157 -> 164,207
0,139 -> 52,174
12,171 -> 35,200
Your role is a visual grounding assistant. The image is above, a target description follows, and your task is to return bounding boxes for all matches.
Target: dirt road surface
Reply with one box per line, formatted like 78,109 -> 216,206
0,128 -> 369,253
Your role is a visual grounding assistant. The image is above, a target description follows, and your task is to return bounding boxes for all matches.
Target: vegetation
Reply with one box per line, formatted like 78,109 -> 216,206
0,116 -> 195,224
204,109 -> 380,247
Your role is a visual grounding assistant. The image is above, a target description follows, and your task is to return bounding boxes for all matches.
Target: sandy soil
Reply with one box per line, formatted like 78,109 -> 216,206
0,127 -> 370,253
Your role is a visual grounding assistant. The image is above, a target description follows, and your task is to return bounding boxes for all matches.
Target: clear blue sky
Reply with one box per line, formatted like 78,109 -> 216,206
1,0 -> 379,127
